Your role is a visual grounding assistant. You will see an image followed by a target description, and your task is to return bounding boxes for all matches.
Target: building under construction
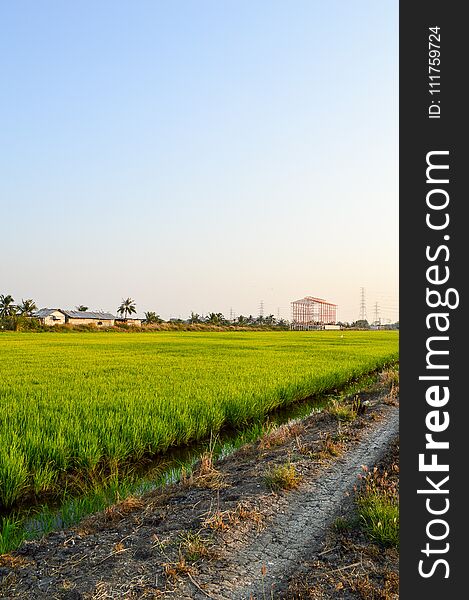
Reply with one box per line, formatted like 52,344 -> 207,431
291,296 -> 338,330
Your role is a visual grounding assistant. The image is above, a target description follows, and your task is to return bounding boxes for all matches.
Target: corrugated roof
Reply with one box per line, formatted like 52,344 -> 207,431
33,308 -> 64,318
62,310 -> 116,320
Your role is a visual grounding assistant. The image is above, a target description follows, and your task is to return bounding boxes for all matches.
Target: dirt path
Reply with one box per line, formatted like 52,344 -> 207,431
1,373 -> 399,600
223,408 -> 398,600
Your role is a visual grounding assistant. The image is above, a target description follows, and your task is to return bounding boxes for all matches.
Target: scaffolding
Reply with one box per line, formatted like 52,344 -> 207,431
291,296 -> 338,330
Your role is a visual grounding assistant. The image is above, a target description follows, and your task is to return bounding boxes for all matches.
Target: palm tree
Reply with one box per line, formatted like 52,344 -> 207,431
144,311 -> 162,324
0,294 -> 16,318
18,299 -> 37,316
118,298 -> 137,319
188,312 -> 201,324
76,305 -> 88,312
206,312 -> 225,325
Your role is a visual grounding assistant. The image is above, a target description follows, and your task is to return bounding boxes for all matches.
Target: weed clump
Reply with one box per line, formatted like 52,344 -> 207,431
258,422 -> 305,450
264,462 -> 302,491
356,462 -> 399,548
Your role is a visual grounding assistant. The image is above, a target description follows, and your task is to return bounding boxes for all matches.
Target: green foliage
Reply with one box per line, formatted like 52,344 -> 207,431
0,294 -> 16,318
17,299 -> 37,316
0,331 -> 398,509
264,461 -> 302,491
357,492 -> 399,547
356,463 -> 399,548
0,443 -> 29,508
0,516 -> 24,555
144,311 -> 162,324
117,297 -> 137,318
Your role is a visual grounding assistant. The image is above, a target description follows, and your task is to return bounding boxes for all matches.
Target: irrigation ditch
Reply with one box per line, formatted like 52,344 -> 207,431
1,365 -> 393,555
1,365 -> 399,598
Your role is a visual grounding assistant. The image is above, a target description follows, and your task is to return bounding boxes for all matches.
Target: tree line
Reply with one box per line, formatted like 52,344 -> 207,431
0,294 -> 290,330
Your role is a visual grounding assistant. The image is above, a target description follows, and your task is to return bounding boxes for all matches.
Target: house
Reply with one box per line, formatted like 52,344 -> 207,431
62,310 -> 116,326
33,308 -> 66,326
32,309 -> 116,327
115,317 -> 142,327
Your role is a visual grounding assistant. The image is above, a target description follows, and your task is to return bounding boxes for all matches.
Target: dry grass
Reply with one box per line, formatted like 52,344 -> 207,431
258,422 -> 305,450
85,579 -> 164,599
264,462 -> 302,491
163,556 -> 193,582
203,501 -> 264,532
348,570 -> 399,599
384,382 -> 399,406
75,496 -> 145,536
179,530 -> 214,562
104,496 -> 144,522
187,451 -> 228,489
310,432 -> 345,460
0,553 -> 30,569
326,397 -> 362,422
380,367 -> 399,390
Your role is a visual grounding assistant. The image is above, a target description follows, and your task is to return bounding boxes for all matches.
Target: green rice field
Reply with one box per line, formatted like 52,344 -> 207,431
0,330 -> 398,510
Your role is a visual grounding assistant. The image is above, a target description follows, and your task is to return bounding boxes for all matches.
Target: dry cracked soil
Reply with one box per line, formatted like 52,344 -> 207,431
1,372 -> 399,600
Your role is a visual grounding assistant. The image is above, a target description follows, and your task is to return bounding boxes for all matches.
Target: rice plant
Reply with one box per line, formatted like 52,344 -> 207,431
0,330 -> 398,509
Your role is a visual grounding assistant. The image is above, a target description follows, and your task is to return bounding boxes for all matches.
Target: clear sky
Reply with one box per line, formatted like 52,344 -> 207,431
0,1 -> 398,323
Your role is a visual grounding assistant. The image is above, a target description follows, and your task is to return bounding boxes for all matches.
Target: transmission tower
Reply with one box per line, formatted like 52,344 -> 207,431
229,307 -> 234,322
259,300 -> 264,318
359,288 -> 368,321
373,302 -> 380,325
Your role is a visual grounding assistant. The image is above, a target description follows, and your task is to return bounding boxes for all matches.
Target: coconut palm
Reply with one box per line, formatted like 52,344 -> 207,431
18,299 -> 37,316
144,311 -> 162,324
188,312 -> 201,324
0,294 -> 16,318
206,312 -> 225,325
118,298 -> 137,319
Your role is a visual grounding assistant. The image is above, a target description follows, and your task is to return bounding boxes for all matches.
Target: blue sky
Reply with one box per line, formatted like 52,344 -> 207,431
0,1 -> 398,322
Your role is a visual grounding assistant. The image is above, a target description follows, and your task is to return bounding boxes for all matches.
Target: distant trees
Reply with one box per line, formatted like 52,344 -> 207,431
18,299 -> 37,316
188,312 -> 202,324
353,319 -> 370,329
117,298 -> 137,319
0,292 -> 293,332
0,295 -> 39,330
206,312 -> 225,325
0,295 -> 16,318
144,311 -> 162,324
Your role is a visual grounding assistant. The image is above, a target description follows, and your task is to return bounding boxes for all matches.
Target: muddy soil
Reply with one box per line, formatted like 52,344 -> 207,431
0,374 -> 399,600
